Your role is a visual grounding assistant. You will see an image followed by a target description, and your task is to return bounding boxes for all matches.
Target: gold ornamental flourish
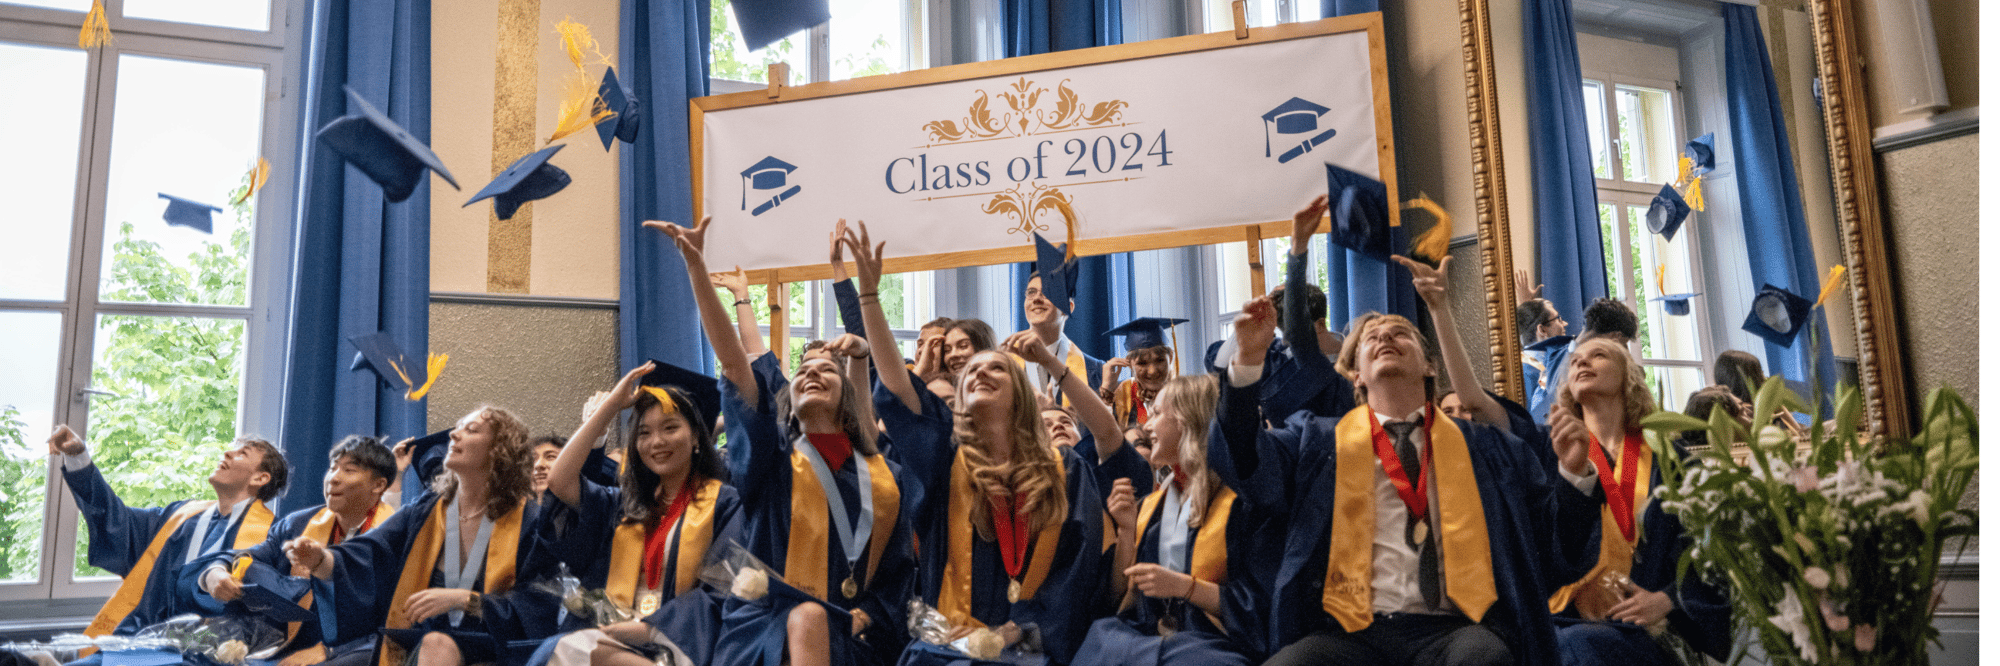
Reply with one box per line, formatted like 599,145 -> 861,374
981,183 -> 1078,242
923,78 -> 1129,144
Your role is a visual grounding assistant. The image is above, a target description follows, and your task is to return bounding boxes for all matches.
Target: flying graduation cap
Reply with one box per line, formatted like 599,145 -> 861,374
316,86 -> 461,203
1262,97 -> 1338,164
741,156 -> 801,216
1323,163 -> 1392,262
466,145 -> 571,220
348,332 -> 448,400
1646,183 -> 1692,241
231,558 -> 316,623
1741,284 -> 1814,347
1649,266 -> 1699,316
158,193 -> 222,234
1684,133 -> 1716,178
595,67 -> 642,150
637,359 -> 722,435
1106,317 -> 1188,355
1032,232 -> 1080,316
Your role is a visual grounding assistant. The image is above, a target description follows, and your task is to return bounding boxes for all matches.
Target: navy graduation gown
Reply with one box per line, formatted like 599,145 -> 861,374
1206,375 -> 1602,665
1073,432 -> 1154,507
314,491 -> 560,666
715,372 -> 919,666
180,505 -> 322,658
873,373 -> 1110,665
1070,488 -> 1269,666
65,463 -> 262,636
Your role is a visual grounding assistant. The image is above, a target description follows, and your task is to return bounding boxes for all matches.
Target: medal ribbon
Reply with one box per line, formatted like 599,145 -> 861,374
1367,408 -> 1435,520
441,495 -> 495,627
641,481 -> 697,592
1588,430 -> 1645,542
797,434 -> 874,593
988,494 -> 1030,581
329,508 -> 377,546
1131,382 -> 1148,426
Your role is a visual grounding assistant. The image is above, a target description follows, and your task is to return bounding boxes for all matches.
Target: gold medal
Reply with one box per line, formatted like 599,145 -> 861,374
1007,579 -> 1022,603
638,591 -> 659,615
841,576 -> 859,599
1412,520 -> 1429,545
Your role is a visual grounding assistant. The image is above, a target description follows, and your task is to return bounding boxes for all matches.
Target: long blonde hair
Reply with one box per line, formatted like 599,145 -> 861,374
952,351 -> 1068,539
1552,337 -> 1655,428
1155,375 -> 1221,529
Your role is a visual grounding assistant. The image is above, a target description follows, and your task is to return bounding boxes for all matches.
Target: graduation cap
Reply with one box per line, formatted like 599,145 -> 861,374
1741,284 -> 1814,347
1651,292 -> 1700,316
595,67 -> 642,150
1323,163 -> 1392,261
1262,97 -> 1339,164
158,193 -> 222,234
347,332 -> 448,400
1031,232 -> 1079,316
741,156 -> 801,216
233,558 -> 316,623
1684,133 -> 1716,178
1106,317 -> 1188,353
1524,334 -> 1573,354
403,428 -> 453,490
315,85 -> 461,203
466,145 -> 571,221
639,360 -> 722,435
1646,183 -> 1692,241
731,0 -> 832,53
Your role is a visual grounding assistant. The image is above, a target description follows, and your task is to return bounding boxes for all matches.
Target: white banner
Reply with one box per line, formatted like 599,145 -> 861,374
694,18 -> 1393,276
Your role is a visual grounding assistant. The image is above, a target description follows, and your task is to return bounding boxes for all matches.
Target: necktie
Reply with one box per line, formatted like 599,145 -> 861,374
1384,421 -> 1442,609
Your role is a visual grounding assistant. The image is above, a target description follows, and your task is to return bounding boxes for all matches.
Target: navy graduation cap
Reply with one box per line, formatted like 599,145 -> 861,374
315,86 -> 460,203
1651,292 -> 1701,316
348,332 -> 419,391
1262,97 -> 1338,164
1685,133 -> 1716,177
742,156 -> 801,216
1646,183 -> 1692,241
234,558 -> 316,623
595,67 -> 641,150
1742,284 -> 1814,347
1323,163 -> 1392,262
466,144 -> 571,221
729,0 -> 832,53
1106,317 -> 1188,353
158,193 -> 222,234
638,359 -> 723,434
1032,232 -> 1079,316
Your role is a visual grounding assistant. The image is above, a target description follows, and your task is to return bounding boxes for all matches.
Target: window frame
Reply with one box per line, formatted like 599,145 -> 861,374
0,0 -> 305,602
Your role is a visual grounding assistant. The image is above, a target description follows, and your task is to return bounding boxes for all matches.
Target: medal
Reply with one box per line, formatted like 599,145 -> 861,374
841,576 -> 859,599
1007,579 -> 1022,603
637,591 -> 660,615
1412,520 -> 1429,546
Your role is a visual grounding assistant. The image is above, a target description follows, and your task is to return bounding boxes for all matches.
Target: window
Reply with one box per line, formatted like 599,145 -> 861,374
1581,76 -> 1706,410
0,0 -> 300,600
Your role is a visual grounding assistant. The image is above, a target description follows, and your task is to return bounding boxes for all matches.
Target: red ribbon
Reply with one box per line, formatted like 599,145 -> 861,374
642,481 -> 697,592
328,508 -> 376,546
988,494 -> 1030,580
1368,407 -> 1436,521
1130,382 -> 1148,426
806,432 -> 854,472
1588,430 -> 1645,542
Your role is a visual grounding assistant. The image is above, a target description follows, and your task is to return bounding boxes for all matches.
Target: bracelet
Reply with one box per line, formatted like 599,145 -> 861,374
1182,578 -> 1197,601
858,291 -> 878,299
1056,366 -> 1072,384
733,298 -> 752,306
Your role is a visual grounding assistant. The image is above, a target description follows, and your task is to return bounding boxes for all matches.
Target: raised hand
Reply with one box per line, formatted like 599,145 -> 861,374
711,266 -> 751,300
839,220 -> 886,292
392,437 -> 415,473
1100,357 -> 1129,392
1291,194 -> 1329,252
1514,268 -> 1543,305
1233,297 -> 1279,368
1392,254 -> 1452,310
1107,478 -> 1137,535
643,216 -> 712,257
829,219 -> 851,282
47,424 -> 86,457
603,362 -> 655,415
1547,407 -> 1592,477
1003,330 -> 1057,368
822,334 -> 870,360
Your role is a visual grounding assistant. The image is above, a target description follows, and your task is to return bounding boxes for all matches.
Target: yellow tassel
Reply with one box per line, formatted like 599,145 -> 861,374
232,158 -> 270,207
638,386 -> 679,416
547,69 -> 616,144
1676,155 -> 1692,188
1656,264 -> 1667,296
555,17 -> 612,69
405,353 -> 449,401
78,0 -> 112,49
1815,265 -> 1848,308
1685,177 -> 1705,212
1401,194 -> 1453,262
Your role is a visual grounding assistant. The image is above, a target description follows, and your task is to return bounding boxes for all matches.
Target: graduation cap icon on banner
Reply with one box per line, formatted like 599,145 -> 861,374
315,86 -> 460,203
741,156 -> 801,216
1106,317 -> 1188,353
638,359 -> 723,435
232,558 -> 316,623
1323,163 -> 1392,262
1262,97 -> 1339,164
595,67 -> 642,150
1742,284 -> 1814,347
158,193 -> 222,234
1031,232 -> 1080,317
466,144 -> 571,220
348,332 -> 448,400
1646,183 -> 1693,241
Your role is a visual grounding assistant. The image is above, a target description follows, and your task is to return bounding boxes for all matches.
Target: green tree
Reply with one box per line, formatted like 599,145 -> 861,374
710,0 -> 800,84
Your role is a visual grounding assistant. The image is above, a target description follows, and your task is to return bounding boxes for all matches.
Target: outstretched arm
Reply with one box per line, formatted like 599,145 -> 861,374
843,220 -> 922,414
551,363 -> 649,507
1005,330 -> 1121,461
645,217 -> 758,405
712,267 -> 769,358
1394,254 -> 1507,428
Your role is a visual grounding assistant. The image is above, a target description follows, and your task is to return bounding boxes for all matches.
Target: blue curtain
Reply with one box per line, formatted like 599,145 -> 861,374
1313,0 -> 1413,335
1522,0 -> 1606,330
279,0 -> 431,513
619,0 -> 712,375
1723,5 -> 1835,401
1003,0 -> 1129,360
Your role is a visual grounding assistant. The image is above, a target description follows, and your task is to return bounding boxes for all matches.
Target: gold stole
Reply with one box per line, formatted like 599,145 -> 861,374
1548,445 -> 1653,614
1130,485 -> 1238,630
1013,348 -> 1091,408
784,452 -> 900,600
1111,379 -> 1137,427
939,449 -> 1064,628
85,500 -> 274,638
606,477 -> 725,607
378,500 -> 524,666
291,502 -> 396,643
1322,407 -> 1496,632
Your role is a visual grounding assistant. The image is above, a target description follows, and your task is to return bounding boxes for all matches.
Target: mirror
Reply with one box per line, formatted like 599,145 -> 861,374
1458,0 -> 1908,434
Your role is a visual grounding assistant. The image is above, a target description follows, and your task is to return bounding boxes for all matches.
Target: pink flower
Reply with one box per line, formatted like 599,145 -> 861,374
1790,465 -> 1820,492
1854,624 -> 1876,652
1819,596 -> 1850,631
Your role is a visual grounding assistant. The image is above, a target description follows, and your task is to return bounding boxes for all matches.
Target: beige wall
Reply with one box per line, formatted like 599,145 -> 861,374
426,300 -> 621,438
1854,0 -> 1978,129
431,0 -> 624,299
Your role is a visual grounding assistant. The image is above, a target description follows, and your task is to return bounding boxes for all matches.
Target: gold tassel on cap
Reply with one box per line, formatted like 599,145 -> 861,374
546,18 -> 617,144
231,158 -> 270,207
1684,177 -> 1705,212
1815,264 -> 1847,308
79,0 -> 112,48
387,353 -> 450,401
1401,194 -> 1453,263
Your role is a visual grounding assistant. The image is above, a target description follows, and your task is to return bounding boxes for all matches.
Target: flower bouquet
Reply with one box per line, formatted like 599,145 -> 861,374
1641,378 -> 1977,665
905,599 -> 1043,664
2,614 -> 285,666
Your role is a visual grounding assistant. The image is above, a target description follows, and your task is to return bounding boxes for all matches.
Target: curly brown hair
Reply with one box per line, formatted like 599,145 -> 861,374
432,406 -> 533,518
953,351 -> 1068,539
1552,338 -> 1655,428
